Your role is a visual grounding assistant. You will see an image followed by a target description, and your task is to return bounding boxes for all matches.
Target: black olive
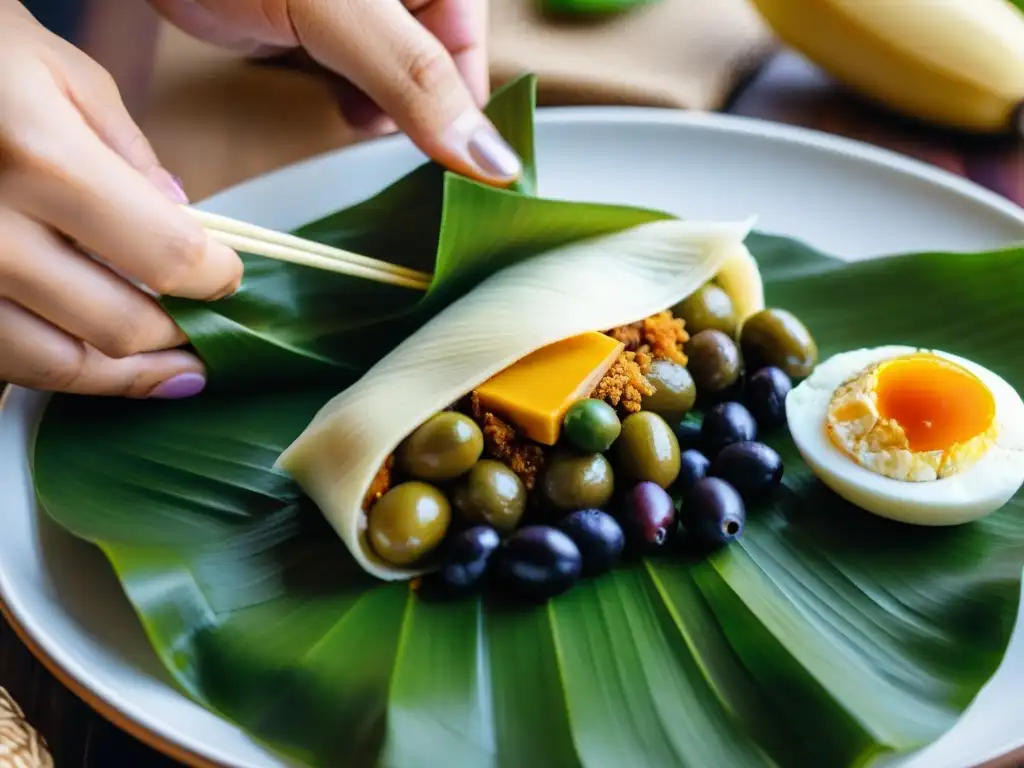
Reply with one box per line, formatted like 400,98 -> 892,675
558,509 -> 625,577
620,481 -> 677,552
709,442 -> 784,500
673,419 -> 703,451
682,478 -> 746,547
701,401 -> 758,457
434,526 -> 501,596
675,449 -> 710,494
495,526 -> 582,601
744,366 -> 793,430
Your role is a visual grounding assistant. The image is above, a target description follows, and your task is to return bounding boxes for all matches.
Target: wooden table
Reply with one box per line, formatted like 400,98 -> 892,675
2,47 -> 1022,768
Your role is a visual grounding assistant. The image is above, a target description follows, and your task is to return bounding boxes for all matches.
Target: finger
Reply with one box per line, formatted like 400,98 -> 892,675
146,0 -> 275,54
331,78 -> 395,133
0,210 -> 186,358
290,0 -> 520,186
405,0 -> 489,106
0,300 -> 206,398
4,90 -> 243,301
55,47 -> 187,203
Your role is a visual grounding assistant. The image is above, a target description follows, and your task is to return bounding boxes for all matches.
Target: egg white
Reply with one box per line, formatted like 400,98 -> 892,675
786,345 -> 1024,526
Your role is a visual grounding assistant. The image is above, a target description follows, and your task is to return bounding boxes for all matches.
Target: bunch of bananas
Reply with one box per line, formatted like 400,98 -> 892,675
749,0 -> 1024,136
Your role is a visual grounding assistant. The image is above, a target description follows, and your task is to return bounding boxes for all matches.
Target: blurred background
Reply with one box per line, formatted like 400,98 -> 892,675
34,0 -> 1023,204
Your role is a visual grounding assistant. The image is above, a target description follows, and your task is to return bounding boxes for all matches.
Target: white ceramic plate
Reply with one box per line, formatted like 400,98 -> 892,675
3,109 -> 1024,768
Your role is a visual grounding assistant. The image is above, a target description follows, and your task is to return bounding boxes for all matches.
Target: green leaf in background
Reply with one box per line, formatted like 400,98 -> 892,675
541,0 -> 662,17
34,232 -> 1024,767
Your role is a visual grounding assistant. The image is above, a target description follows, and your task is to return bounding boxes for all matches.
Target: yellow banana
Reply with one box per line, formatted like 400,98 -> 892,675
748,0 -> 1024,135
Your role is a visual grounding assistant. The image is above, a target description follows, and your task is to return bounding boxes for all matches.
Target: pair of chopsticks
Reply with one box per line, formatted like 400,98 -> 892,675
184,207 -> 433,292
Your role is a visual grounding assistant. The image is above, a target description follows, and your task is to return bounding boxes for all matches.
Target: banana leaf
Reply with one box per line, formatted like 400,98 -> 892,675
31,73 -> 1024,768
540,0 -> 662,16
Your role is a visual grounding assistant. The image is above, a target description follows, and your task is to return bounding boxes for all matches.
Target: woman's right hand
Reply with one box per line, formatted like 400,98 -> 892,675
0,2 -> 242,399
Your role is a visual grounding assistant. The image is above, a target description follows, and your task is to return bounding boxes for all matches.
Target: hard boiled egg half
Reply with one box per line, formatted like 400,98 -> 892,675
786,345 -> 1024,525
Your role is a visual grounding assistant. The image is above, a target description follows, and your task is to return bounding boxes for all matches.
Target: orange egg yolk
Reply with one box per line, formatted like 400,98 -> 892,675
874,355 -> 995,452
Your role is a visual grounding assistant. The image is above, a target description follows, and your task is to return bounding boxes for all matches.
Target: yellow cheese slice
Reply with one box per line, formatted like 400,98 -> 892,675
474,331 -> 624,446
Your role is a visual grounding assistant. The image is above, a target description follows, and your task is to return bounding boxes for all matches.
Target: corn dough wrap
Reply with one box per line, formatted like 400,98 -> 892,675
276,218 -> 759,581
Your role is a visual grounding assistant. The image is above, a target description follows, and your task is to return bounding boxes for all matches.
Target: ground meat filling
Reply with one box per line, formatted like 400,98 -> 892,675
608,311 -> 688,366
641,311 -> 689,365
363,454 -> 394,509
591,349 -> 655,413
466,394 -> 545,490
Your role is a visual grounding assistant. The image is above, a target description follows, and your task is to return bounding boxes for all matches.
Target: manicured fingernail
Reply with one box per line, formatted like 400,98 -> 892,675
153,169 -> 189,204
147,372 -> 206,399
450,110 -> 522,181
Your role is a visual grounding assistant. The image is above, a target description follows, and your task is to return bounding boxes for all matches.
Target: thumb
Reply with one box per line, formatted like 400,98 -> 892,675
289,0 -> 522,186
61,52 -> 189,203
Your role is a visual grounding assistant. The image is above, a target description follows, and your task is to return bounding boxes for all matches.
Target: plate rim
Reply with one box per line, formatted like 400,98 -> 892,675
4,104 -> 1024,768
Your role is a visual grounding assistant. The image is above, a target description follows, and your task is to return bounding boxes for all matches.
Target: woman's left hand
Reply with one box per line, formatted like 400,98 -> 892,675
147,0 -> 521,187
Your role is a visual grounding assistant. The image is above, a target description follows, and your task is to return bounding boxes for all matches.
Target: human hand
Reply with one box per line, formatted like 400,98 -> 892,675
148,0 -> 523,186
0,1 -> 243,397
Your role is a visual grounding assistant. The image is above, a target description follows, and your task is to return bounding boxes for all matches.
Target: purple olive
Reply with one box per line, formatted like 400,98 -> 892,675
621,482 -> 677,552
436,526 -> 501,596
675,449 -> 710,494
709,441 -> 784,500
495,526 -> 582,601
701,401 -> 757,457
744,367 -> 792,430
559,509 -> 625,577
682,478 -> 746,547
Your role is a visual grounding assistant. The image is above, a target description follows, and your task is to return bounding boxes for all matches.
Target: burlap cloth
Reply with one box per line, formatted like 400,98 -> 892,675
140,0 -> 774,200
3,1 -> 772,764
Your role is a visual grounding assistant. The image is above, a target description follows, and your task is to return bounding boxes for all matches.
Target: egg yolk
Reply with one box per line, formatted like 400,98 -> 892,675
825,352 -> 999,482
874,355 -> 995,451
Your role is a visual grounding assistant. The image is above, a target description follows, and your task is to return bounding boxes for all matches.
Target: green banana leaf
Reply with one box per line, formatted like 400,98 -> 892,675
540,0 -> 662,16
32,74 -> 1024,768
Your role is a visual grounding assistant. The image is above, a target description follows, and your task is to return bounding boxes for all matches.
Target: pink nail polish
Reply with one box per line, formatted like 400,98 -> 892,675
155,170 -> 189,204
147,372 -> 206,399
447,110 -> 522,182
169,174 -> 189,204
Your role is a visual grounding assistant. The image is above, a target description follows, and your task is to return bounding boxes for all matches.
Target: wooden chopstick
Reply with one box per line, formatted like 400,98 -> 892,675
185,207 -> 432,291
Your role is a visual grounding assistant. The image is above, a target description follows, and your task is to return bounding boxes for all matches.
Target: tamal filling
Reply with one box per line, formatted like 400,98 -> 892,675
364,308 -> 691,512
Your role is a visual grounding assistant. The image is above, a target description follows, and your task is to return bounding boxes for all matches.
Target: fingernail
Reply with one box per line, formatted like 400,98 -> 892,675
153,169 -> 189,204
171,174 -> 186,196
451,110 -> 522,181
147,372 -> 206,400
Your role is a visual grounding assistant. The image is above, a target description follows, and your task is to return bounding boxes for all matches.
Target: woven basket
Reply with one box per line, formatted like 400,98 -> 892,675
0,688 -> 52,768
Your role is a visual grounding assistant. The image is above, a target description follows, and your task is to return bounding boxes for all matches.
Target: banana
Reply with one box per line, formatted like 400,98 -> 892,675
713,243 -> 764,335
748,0 -> 1024,135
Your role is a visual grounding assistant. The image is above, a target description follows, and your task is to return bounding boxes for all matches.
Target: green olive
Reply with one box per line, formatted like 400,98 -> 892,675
614,412 -> 681,488
542,451 -> 615,511
563,398 -> 621,453
396,412 -> 483,481
686,329 -> 742,395
642,360 -> 697,422
368,482 -> 451,566
672,283 -> 738,338
740,308 -> 818,379
452,460 -> 527,533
